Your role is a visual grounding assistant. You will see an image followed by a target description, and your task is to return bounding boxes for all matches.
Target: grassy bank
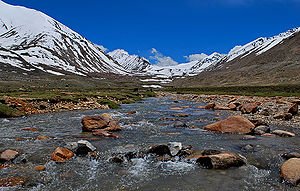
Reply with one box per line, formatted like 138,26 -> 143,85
164,84 -> 300,97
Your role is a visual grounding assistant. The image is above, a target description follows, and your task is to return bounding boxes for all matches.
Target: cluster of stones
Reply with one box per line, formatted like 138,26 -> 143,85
1,96 -> 108,115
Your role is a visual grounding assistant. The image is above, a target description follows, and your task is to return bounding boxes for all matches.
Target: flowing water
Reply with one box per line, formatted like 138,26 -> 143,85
0,97 -> 299,191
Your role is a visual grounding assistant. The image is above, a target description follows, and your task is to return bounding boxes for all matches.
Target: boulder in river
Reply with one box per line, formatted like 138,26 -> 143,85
147,145 -> 171,156
272,130 -> 295,137
196,151 -> 245,169
240,103 -> 259,114
51,147 -> 74,162
0,150 -> 19,161
205,103 -> 215,110
253,125 -> 270,135
280,158 -> 300,186
82,116 -> 109,132
100,113 -> 114,120
76,140 -> 96,155
104,120 -> 122,131
204,116 -> 255,134
167,142 -> 182,156
173,121 -> 188,128
281,152 -> 300,160
288,104 -> 298,116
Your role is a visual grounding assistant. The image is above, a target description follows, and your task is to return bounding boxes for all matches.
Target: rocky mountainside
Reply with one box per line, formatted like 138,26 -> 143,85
171,27 -> 300,87
0,0 -> 128,76
108,49 -> 151,73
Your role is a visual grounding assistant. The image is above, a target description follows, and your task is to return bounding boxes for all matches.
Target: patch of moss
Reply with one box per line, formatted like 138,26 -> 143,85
0,104 -> 25,118
97,99 -> 120,109
122,99 -> 135,104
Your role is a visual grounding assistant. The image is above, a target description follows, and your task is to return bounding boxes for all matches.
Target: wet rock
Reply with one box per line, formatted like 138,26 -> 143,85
37,136 -> 51,140
201,149 -> 222,156
65,142 -> 78,151
253,125 -> 270,135
169,107 -> 182,110
51,147 -> 74,162
158,154 -> 172,162
281,152 -> 300,160
272,130 -> 295,137
92,129 -> 122,138
76,140 -> 96,155
242,135 -> 257,140
103,120 -> 122,131
34,165 -> 46,171
204,116 -> 255,134
249,119 -> 267,127
214,105 -> 231,110
0,177 -> 25,187
167,142 -> 182,156
0,150 -> 19,161
100,113 -> 113,120
172,113 -> 189,117
228,103 -> 237,110
280,158 -> 300,186
196,151 -> 245,169
178,145 -> 194,157
205,103 -> 215,110
274,113 -> 293,121
110,156 -> 124,163
288,104 -> 298,116
147,145 -> 171,156
261,133 -> 276,137
81,116 -> 109,132
173,121 -> 188,128
127,111 -> 137,114
240,103 -> 259,114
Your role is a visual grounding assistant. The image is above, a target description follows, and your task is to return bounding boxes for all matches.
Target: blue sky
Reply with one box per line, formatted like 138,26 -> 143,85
3,0 -> 300,64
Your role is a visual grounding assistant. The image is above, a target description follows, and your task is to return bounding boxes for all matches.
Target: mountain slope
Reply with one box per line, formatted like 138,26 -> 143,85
171,28 -> 300,87
108,49 -> 151,72
0,0 -> 128,76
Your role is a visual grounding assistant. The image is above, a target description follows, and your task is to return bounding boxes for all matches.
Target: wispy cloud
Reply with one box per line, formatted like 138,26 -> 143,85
149,48 -> 178,66
184,53 -> 208,62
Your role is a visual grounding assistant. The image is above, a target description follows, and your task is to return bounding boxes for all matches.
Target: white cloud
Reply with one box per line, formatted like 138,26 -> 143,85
149,48 -> 178,66
184,53 -> 208,62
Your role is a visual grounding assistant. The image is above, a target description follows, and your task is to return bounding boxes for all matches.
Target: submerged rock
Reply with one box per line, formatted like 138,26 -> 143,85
51,147 -> 74,162
196,151 -> 245,169
204,116 -> 255,134
280,158 -> 300,186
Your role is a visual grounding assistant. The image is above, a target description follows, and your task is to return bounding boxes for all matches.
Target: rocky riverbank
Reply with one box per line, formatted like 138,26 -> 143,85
158,92 -> 300,128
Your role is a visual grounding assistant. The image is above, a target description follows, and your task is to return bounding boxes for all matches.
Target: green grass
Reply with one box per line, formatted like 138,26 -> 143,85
0,104 -> 25,118
97,99 -> 120,109
164,84 -> 300,97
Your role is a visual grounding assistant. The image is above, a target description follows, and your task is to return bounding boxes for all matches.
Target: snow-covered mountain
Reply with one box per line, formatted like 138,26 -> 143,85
0,0 -> 128,76
108,49 -> 151,72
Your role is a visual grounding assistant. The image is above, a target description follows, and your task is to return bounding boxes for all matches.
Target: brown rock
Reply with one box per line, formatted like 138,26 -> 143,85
169,107 -> 182,110
204,116 -> 255,134
197,106 -> 205,109
0,150 -> 19,161
272,130 -> 296,137
0,177 -> 25,187
228,103 -> 237,110
205,103 -> 215,110
81,116 -> 109,132
281,152 -> 300,160
196,152 -> 245,169
103,120 -> 122,131
240,103 -> 259,114
253,125 -> 270,135
22,128 -> 39,132
92,129 -> 122,138
280,158 -> 300,186
274,113 -> 293,121
147,145 -> 171,156
261,133 -> 276,137
100,113 -> 113,120
181,106 -> 190,108
291,99 -> 300,105
37,136 -> 51,140
288,104 -> 298,116
214,105 -> 231,110
127,111 -> 137,114
51,147 -> 74,162
34,165 -> 46,171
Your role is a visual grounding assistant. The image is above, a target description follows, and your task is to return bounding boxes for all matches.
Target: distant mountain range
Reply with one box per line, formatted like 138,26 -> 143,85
1,0 -> 299,87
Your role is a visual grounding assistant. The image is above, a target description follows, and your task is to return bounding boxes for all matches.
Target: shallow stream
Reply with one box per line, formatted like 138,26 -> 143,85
0,97 -> 299,190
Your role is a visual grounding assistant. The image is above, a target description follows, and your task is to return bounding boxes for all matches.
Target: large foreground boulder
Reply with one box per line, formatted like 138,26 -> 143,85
204,116 -> 255,134
196,150 -> 245,169
280,158 -> 300,186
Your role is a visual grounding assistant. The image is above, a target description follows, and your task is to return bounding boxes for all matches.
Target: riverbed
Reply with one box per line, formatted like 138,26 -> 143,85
0,96 -> 299,190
